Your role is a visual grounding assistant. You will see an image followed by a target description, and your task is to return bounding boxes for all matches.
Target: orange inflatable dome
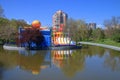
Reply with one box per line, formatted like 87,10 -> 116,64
32,20 -> 41,28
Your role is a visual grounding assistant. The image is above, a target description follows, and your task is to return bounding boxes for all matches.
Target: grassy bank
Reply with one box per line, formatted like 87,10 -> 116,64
89,39 -> 120,47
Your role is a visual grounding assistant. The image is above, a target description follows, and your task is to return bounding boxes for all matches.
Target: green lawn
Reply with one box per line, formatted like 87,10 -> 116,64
92,39 -> 120,47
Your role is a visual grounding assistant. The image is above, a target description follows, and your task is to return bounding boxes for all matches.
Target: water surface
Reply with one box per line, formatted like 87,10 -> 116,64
0,45 -> 120,80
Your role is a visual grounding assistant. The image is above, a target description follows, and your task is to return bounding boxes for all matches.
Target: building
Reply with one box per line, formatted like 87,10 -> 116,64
52,10 -> 68,32
87,23 -> 96,30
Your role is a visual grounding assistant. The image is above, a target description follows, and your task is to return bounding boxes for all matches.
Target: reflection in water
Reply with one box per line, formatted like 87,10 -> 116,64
18,50 -> 51,75
52,50 -> 85,77
81,45 -> 105,58
0,62 -> 4,80
104,50 -> 120,71
0,47 -> 51,75
52,50 -> 73,68
0,45 -> 120,80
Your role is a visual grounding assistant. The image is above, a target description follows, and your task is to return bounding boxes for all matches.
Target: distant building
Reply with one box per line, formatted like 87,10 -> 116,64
87,23 -> 96,30
52,10 -> 68,31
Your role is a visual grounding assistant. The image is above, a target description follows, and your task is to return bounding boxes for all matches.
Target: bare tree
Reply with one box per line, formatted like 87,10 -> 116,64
0,5 -> 5,17
104,16 -> 120,42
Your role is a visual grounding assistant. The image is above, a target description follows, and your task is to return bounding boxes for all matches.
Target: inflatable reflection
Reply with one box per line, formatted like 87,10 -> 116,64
52,50 -> 85,77
52,50 -> 73,68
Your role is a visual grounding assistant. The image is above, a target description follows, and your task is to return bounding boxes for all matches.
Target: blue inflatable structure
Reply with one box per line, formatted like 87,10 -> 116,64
18,27 -> 81,50
18,27 -> 51,50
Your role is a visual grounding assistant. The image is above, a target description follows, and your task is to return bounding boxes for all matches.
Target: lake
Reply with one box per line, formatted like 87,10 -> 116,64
0,45 -> 120,80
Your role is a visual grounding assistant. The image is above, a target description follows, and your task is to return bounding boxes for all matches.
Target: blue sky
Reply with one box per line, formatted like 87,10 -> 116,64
0,0 -> 120,27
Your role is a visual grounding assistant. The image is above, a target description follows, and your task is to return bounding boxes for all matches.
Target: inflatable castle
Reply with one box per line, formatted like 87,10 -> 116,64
18,20 -> 81,50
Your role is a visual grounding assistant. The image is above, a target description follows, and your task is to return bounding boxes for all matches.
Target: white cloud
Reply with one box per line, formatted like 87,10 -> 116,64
97,24 -> 105,29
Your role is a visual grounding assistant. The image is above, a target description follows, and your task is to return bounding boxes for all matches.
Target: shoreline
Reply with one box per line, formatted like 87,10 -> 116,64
3,44 -> 81,51
3,42 -> 120,51
79,42 -> 120,51
3,45 -> 25,50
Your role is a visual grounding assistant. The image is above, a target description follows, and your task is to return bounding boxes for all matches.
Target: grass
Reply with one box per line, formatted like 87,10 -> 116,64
90,39 -> 120,47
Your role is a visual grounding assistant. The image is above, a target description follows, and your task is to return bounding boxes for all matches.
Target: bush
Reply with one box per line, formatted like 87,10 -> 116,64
112,34 -> 120,42
112,29 -> 120,42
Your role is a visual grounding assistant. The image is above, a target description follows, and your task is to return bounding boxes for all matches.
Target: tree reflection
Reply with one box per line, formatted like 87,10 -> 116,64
81,45 -> 105,58
0,45 -> 120,79
51,46 -> 107,77
18,50 -> 50,75
0,48 -> 19,80
0,48 -> 18,69
62,50 -> 85,77
104,50 -> 120,71
0,46 -> 51,75
0,62 -> 4,80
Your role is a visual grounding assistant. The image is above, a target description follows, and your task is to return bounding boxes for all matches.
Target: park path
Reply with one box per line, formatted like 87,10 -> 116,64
79,42 -> 120,51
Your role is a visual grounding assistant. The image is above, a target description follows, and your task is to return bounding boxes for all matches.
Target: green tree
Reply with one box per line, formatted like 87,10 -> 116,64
92,28 -> 105,41
0,18 -> 11,43
112,28 -> 120,42
0,18 -> 29,44
10,19 -> 28,30
77,21 -> 89,41
65,18 -> 89,43
0,5 -> 29,44
63,18 -> 78,43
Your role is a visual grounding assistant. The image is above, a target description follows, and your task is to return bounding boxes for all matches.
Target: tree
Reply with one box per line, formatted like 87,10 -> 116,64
92,28 -> 105,41
15,19 -> 29,28
10,19 -> 29,30
0,18 -> 30,44
77,21 -> 89,41
17,28 -> 44,48
112,28 -> 120,42
0,5 -> 29,44
65,18 -> 89,43
0,18 -> 11,43
104,16 -> 120,42
104,16 -> 120,28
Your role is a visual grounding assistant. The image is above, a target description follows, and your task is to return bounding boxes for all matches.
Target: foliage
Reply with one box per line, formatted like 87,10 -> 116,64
92,28 -> 105,41
0,17 -> 29,44
65,16 -> 120,46
65,18 -> 89,43
0,5 -> 29,44
104,16 -> 120,42
112,28 -> 120,42
17,28 -> 44,47
77,21 -> 89,41
0,18 -> 15,43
